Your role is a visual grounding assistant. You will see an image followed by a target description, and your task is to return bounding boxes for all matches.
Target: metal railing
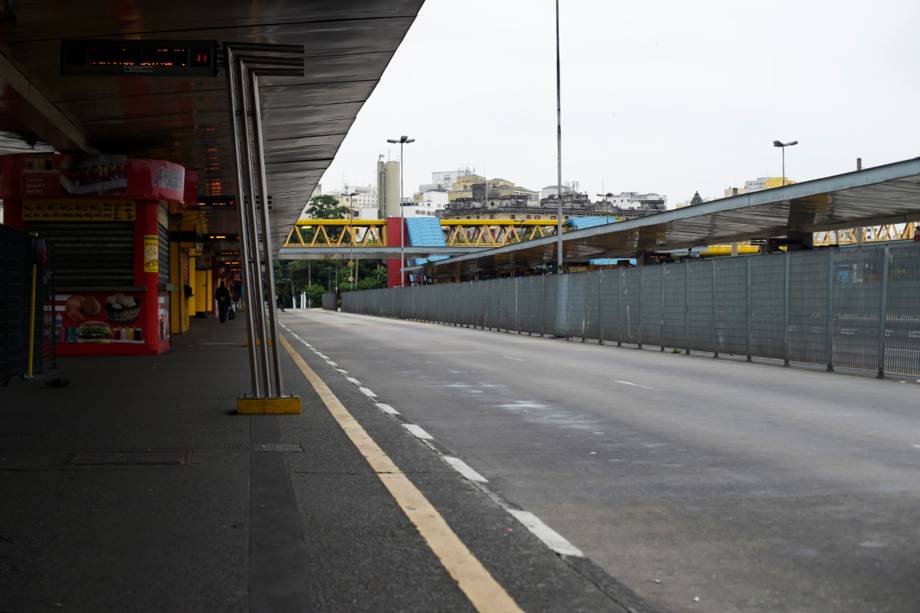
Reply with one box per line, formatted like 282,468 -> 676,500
342,243 -> 920,378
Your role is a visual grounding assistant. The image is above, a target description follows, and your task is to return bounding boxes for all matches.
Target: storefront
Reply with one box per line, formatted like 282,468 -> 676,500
0,153 -> 195,356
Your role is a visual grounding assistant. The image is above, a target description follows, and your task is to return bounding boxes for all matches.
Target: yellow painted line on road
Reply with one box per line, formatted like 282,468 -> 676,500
279,335 -> 522,613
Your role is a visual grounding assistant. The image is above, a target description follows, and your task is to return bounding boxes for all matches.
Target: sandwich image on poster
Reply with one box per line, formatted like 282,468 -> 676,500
76,320 -> 112,343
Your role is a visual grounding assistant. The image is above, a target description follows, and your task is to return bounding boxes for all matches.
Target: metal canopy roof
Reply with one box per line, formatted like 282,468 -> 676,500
0,0 -> 424,247
427,157 -> 920,279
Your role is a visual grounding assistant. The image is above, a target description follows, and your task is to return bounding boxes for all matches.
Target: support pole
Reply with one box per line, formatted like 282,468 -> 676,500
26,263 -> 37,378
225,46 -> 261,397
684,261 -> 690,355
877,246 -> 890,378
745,257 -> 752,362
249,71 -> 284,395
238,61 -> 273,396
826,249 -> 834,372
783,252 -> 791,367
712,259 -> 718,358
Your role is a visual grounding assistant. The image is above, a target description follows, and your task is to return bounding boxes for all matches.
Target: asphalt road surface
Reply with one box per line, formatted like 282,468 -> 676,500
281,309 -> 920,613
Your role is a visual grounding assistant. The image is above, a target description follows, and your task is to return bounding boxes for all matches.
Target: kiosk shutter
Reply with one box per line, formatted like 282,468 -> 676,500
158,223 -> 169,287
30,222 -> 134,288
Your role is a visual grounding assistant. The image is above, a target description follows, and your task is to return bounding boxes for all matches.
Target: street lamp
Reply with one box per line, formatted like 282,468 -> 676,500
387,135 -> 414,287
341,190 -> 359,289
554,0 -> 564,273
773,140 -> 798,186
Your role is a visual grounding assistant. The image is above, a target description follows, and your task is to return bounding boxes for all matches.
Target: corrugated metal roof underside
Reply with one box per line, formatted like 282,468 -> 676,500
0,0 -> 425,249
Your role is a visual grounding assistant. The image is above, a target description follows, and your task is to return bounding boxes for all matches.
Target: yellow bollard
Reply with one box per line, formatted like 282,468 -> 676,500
26,263 -> 37,378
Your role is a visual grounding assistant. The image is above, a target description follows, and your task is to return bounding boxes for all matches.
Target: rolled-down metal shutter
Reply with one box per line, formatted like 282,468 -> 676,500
29,222 -> 134,288
158,223 -> 170,287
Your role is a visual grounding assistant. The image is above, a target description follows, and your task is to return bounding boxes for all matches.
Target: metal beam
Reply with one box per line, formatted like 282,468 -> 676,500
0,51 -> 96,153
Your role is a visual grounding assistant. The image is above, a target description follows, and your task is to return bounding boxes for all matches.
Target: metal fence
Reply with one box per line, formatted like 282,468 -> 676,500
342,243 -> 920,377
321,292 -> 337,311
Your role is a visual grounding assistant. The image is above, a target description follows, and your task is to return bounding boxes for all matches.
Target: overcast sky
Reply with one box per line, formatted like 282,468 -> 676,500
321,0 -> 920,206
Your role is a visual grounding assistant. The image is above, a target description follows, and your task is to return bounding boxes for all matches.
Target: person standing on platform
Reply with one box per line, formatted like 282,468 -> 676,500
215,280 -> 232,323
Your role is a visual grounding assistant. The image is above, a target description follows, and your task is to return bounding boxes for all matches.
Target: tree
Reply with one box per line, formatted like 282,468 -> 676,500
305,195 -> 349,219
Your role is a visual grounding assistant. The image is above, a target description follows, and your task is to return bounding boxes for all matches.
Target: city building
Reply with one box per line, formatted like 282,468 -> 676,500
376,156 -> 400,218
442,180 -> 667,222
339,184 -> 378,220
404,189 -> 449,217
418,168 -> 474,193
724,176 -> 795,197
595,191 -> 666,211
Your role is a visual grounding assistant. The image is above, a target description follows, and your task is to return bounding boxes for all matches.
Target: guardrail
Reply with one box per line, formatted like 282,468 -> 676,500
342,243 -> 920,378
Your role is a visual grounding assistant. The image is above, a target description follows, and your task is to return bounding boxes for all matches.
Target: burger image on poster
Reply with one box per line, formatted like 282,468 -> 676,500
77,320 -> 112,343
64,295 -> 101,322
104,293 -> 140,323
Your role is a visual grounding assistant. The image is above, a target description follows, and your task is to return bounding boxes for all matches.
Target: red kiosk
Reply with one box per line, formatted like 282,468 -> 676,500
0,153 -> 194,356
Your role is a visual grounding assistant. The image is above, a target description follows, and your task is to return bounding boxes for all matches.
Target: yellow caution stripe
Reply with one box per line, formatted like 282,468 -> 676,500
236,395 -> 301,415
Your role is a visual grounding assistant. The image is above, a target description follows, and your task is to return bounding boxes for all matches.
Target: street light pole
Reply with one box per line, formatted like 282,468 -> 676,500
773,140 -> 798,186
554,0 -> 564,273
342,190 -> 359,290
387,135 -> 415,287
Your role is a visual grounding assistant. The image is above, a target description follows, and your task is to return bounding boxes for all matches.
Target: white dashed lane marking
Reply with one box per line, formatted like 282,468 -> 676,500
359,386 -> 378,399
280,320 -> 586,562
404,424 -> 434,440
444,456 -> 488,483
375,403 -> 400,415
505,509 -> 584,557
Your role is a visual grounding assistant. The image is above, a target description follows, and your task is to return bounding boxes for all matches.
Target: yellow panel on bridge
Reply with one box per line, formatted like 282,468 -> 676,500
284,219 -> 559,249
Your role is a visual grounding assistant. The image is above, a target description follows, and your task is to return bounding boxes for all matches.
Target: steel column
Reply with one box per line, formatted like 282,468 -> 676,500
825,249 -> 834,372
877,246 -> 890,378
783,252 -> 791,367
224,46 -> 261,397
248,71 -> 283,394
712,259 -> 718,358
745,257 -> 752,362
237,61 -> 273,395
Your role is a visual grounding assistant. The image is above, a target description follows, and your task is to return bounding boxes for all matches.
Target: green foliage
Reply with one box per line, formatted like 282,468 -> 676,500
305,195 -> 349,219
274,259 -> 388,303
304,284 -> 326,308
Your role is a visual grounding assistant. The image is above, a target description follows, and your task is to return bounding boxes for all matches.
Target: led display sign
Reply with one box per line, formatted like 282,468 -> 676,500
61,40 -> 218,76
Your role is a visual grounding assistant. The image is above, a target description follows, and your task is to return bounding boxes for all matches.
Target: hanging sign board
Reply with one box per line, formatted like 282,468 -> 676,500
61,39 -> 218,77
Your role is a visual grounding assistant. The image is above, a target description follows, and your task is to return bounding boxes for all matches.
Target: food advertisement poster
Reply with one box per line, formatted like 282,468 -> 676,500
144,235 -> 159,273
57,292 -> 145,344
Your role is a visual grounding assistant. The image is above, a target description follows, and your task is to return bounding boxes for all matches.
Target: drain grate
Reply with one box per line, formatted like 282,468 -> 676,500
224,443 -> 303,453
69,449 -> 192,466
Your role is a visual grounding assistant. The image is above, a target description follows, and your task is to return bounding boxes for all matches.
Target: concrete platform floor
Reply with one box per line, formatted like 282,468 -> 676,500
0,316 -> 651,613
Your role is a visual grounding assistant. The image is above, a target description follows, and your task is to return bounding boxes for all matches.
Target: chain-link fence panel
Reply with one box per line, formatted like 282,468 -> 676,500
583,270 -> 603,340
714,257 -> 748,356
565,272 -> 590,338
619,267 -> 641,345
831,247 -> 882,371
788,250 -> 830,364
886,244 -> 920,376
661,262 -> 687,349
687,260 -> 715,353
598,268 -> 622,344
748,253 -> 785,359
640,265 -> 664,347
541,274 -> 561,336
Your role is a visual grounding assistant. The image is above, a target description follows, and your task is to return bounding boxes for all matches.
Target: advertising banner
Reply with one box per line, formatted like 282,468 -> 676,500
0,153 -> 189,203
144,235 -> 159,273
56,292 -> 146,345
